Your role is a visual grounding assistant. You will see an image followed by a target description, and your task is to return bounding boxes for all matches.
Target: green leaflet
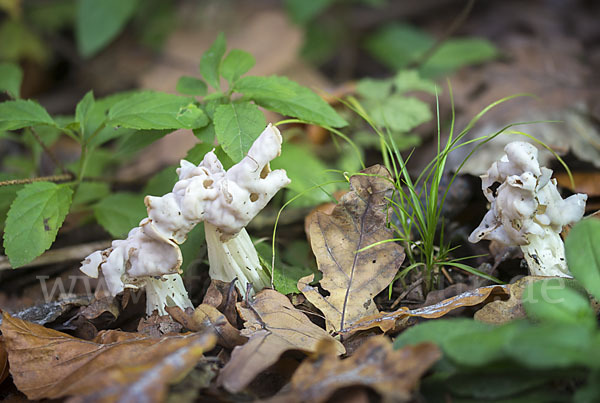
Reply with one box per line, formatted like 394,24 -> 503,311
176,76 -> 208,96
0,99 -> 55,131
366,95 -> 432,133
76,0 -> 139,58
0,62 -> 23,98
522,278 -> 597,330
270,142 -> 338,207
93,192 -> 146,238
214,102 -> 266,162
221,49 -> 255,85
107,91 -> 208,130
234,75 -> 347,128
566,218 -> 600,301
3,182 -> 73,268
199,32 -> 226,90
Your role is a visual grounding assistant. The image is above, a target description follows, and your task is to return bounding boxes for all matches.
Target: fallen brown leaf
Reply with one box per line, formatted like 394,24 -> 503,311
474,276 -> 544,324
202,279 -> 240,327
1,312 -> 216,401
268,336 -> 441,403
137,313 -> 184,338
167,305 -> 247,348
339,285 -> 510,335
300,165 -> 405,332
218,289 -> 345,393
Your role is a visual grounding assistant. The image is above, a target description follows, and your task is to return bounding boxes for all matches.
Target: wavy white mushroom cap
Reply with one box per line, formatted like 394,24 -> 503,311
184,124 -> 291,240
470,141 -> 587,247
79,123 -> 289,306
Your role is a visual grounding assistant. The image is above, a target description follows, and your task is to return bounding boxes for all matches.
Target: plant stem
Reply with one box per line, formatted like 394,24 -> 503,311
0,174 -> 74,186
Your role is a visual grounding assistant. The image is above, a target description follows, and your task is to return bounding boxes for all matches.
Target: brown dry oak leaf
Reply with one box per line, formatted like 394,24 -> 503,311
339,284 -> 510,335
475,276 -> 544,324
217,289 -> 345,393
268,336 -> 441,403
167,304 -> 247,348
299,165 -> 405,333
1,312 -> 216,401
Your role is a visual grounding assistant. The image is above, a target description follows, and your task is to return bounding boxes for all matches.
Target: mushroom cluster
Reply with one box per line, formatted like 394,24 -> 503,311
80,124 -> 290,315
469,141 -> 587,277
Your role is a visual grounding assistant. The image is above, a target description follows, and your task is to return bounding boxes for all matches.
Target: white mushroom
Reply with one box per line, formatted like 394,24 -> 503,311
79,124 -> 290,314
469,141 -> 587,277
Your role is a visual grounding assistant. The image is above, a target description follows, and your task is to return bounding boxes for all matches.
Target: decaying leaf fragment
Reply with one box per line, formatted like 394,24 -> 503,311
339,285 -> 510,335
475,276 -> 544,324
1,313 -> 216,401
269,336 -> 441,403
167,304 -> 247,348
218,289 -> 345,393
300,165 -> 405,332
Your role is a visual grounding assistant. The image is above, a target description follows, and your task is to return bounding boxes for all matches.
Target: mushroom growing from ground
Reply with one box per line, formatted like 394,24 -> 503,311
79,124 -> 290,314
468,141 -> 587,277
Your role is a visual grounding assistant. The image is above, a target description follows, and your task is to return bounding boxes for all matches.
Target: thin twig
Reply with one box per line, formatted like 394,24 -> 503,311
391,277 -> 424,309
29,127 -> 70,175
0,173 -> 73,187
408,0 -> 477,69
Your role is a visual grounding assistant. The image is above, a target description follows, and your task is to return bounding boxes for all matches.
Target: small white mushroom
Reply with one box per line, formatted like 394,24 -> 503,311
469,141 -> 587,277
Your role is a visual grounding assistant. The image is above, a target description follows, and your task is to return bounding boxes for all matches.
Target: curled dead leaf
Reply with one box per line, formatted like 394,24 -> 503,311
339,285 -> 510,335
1,313 -> 216,401
167,305 -> 247,348
268,336 -> 441,403
474,276 -> 544,324
218,289 -> 345,393
301,165 -> 405,332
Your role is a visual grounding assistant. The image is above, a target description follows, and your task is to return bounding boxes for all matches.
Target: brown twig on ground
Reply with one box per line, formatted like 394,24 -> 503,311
391,277 -> 424,309
0,173 -> 74,187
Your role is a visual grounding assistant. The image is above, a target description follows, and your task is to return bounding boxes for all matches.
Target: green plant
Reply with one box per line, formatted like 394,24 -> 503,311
0,33 -> 347,268
392,219 -> 600,401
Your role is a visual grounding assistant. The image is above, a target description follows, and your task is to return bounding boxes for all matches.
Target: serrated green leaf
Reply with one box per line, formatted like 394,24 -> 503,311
108,92 -> 207,130
176,76 -> 208,96
420,38 -> 498,78
366,95 -> 431,132
0,99 -> 55,131
0,173 -> 22,230
365,23 -> 434,70
221,49 -> 255,84
255,241 -> 315,295
144,166 -> 179,197
394,318 -> 490,350
522,278 -> 596,329
234,75 -> 347,128
3,182 -> 73,267
0,62 -> 23,98
75,90 -> 95,140
394,70 -> 437,94
270,142 -> 337,206
114,129 -> 170,157
199,32 -> 226,90
93,192 -> 146,238
76,0 -> 139,58
71,182 -> 111,210
566,218 -> 600,301
356,78 -> 393,99
176,103 -> 209,129
283,0 -> 334,25
0,20 -> 49,64
214,102 -> 266,162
